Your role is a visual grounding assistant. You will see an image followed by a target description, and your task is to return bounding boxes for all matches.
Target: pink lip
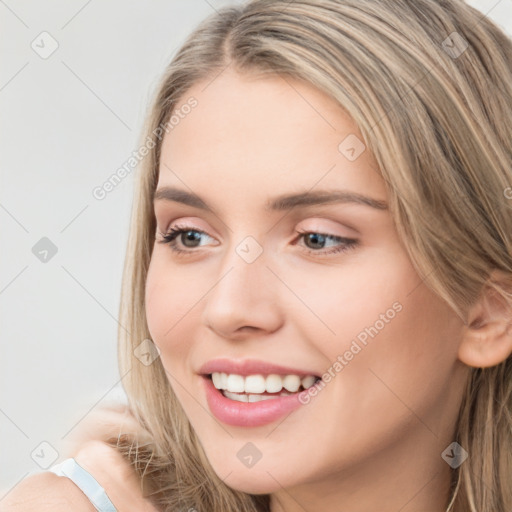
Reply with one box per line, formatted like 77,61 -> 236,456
198,358 -> 320,377
202,376 -> 312,427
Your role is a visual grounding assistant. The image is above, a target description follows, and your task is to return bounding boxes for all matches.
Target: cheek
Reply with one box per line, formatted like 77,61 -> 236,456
280,247 -> 407,351
311,246 -> 462,411
367,281 -> 463,395
321,261 -> 464,439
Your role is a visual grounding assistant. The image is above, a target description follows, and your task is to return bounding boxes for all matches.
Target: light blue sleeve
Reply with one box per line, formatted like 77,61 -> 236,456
48,457 -> 118,512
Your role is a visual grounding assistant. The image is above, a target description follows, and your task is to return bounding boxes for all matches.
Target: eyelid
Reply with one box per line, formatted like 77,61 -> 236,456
157,215 -> 214,235
295,217 -> 360,238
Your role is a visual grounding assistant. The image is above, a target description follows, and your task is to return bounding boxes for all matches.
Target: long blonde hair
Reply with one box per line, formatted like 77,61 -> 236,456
106,1 -> 512,510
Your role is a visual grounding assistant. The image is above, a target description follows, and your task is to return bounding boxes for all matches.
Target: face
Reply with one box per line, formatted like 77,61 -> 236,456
145,69 -> 469,497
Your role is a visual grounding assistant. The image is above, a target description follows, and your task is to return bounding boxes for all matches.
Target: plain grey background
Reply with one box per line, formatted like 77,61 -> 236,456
1,0 -> 511,497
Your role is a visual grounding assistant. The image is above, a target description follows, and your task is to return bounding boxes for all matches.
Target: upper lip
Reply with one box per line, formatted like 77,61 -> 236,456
198,358 -> 320,377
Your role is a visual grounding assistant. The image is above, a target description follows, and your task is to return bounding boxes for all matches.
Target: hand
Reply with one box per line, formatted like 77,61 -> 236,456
72,439 -> 160,512
64,403 -> 152,448
62,404 -> 159,512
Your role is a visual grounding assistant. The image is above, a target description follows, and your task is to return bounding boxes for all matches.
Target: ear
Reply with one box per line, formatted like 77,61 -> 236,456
458,270 -> 512,368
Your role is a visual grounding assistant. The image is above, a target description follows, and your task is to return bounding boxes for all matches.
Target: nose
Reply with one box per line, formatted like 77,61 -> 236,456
201,244 -> 284,341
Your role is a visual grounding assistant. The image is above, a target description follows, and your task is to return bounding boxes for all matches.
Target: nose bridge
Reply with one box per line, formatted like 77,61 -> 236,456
201,234 -> 282,337
217,233 -> 271,297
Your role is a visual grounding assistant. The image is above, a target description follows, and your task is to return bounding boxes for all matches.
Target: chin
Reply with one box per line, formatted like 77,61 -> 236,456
222,472 -> 288,495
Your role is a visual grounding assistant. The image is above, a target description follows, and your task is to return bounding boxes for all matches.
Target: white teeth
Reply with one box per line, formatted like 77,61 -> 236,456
211,372 -> 318,394
248,394 -> 276,402
224,390 -> 293,402
244,375 -> 266,394
301,375 -> 317,389
226,374 -> 245,393
266,374 -> 283,393
283,375 -> 301,392
224,390 -> 249,402
212,372 -> 223,389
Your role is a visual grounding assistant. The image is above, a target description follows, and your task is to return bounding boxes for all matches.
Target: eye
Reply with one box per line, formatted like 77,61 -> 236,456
157,224 -> 359,257
294,229 -> 358,256
157,224 -> 215,256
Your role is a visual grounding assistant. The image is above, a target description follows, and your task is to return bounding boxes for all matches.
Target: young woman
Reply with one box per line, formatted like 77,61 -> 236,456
5,0 -> 512,510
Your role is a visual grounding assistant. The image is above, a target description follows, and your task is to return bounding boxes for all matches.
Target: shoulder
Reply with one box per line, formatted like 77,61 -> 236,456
0,471 -> 96,511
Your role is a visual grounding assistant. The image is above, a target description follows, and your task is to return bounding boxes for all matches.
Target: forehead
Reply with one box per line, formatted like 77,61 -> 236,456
157,69 -> 386,208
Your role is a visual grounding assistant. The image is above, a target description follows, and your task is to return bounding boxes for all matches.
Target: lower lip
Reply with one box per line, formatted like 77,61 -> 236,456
202,376 -> 310,427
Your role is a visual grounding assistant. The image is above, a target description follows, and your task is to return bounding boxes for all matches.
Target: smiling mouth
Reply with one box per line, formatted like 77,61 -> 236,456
206,372 -> 321,402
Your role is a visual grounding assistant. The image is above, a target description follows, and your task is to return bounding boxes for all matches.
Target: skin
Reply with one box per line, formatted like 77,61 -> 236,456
144,68 -> 487,512
2,430 -> 158,512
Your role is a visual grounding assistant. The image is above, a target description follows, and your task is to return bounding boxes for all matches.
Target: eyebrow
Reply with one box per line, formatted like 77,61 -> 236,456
153,186 -> 388,212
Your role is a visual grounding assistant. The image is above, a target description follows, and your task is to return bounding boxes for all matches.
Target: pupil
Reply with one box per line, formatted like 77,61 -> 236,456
307,233 -> 325,249
183,231 -> 200,247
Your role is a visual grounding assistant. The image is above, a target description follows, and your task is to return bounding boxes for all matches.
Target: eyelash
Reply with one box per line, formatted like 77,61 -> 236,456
157,223 -> 358,258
